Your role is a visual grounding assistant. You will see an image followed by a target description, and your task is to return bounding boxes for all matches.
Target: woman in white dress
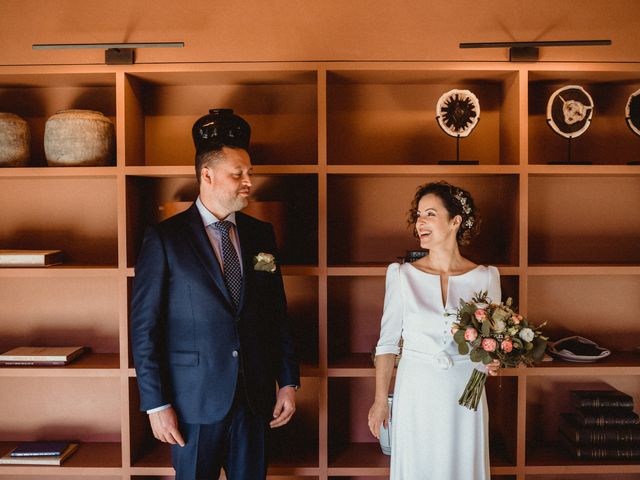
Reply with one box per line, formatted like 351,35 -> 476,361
368,181 -> 501,480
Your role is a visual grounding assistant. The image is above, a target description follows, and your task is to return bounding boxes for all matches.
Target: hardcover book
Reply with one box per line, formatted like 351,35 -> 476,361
10,441 -> 70,457
561,432 -> 640,459
0,443 -> 78,465
571,389 -> 634,409
0,346 -> 84,366
575,407 -> 640,427
560,413 -> 640,446
0,249 -> 62,267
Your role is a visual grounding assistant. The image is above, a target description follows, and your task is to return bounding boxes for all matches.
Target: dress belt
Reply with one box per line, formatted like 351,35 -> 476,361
401,348 -> 461,370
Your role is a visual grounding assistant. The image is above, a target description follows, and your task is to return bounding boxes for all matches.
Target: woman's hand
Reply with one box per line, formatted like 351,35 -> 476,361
487,359 -> 500,376
367,399 -> 390,439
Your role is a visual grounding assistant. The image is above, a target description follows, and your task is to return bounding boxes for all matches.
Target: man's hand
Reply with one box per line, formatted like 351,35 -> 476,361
270,386 -> 296,428
149,407 -> 185,447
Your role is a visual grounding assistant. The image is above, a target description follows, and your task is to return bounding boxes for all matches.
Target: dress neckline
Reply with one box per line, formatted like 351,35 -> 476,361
406,263 -> 482,278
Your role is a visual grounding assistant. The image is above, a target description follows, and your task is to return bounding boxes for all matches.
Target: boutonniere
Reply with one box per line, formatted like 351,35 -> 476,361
253,252 -> 277,273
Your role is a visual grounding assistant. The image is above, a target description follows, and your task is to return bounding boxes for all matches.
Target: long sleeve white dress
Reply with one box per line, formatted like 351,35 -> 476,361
375,262 -> 501,480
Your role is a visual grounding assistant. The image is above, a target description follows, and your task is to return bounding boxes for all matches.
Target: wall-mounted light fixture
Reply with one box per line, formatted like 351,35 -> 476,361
459,40 -> 611,62
32,42 -> 185,65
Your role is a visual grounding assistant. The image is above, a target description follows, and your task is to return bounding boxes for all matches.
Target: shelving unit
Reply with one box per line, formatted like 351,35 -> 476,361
1,61 -> 639,480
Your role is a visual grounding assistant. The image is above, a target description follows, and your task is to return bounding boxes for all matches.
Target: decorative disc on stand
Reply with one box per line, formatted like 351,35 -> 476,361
435,89 -> 480,164
546,85 -> 594,164
625,89 -> 640,165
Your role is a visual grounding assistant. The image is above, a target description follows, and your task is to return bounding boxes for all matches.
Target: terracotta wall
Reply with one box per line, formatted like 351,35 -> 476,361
0,0 -> 638,65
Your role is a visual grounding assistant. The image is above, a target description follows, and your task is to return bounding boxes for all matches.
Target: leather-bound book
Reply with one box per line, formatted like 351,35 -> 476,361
570,389 -> 634,409
560,413 -> 640,446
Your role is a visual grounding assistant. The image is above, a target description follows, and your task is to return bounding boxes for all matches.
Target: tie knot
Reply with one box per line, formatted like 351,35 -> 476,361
213,220 -> 233,234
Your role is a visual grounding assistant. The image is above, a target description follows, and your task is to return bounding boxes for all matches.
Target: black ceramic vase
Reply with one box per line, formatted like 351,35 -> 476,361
192,108 -> 251,152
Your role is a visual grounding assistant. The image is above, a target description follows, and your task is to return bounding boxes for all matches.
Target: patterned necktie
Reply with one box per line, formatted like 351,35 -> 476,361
213,220 -> 242,309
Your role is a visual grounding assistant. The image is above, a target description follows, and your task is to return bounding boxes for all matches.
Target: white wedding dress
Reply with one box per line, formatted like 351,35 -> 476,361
375,262 -> 501,480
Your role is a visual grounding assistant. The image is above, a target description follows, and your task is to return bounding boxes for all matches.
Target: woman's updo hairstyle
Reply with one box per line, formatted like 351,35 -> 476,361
407,181 -> 480,246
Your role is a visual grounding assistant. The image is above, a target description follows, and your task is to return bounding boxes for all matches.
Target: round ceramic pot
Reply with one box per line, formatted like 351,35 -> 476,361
192,108 -> 251,152
44,109 -> 115,166
0,112 -> 30,166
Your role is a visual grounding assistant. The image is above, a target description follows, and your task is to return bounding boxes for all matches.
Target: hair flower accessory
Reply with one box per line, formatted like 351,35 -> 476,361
454,189 -> 472,215
253,252 -> 276,273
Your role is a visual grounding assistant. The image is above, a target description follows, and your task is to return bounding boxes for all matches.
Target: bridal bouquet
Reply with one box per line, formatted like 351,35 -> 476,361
449,292 -> 547,410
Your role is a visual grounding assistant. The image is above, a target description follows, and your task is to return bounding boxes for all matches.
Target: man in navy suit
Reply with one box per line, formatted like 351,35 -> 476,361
130,114 -> 299,479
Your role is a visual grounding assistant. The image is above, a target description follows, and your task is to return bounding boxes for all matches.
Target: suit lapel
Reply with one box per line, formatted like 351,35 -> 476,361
235,212 -> 254,313
182,204 -> 235,311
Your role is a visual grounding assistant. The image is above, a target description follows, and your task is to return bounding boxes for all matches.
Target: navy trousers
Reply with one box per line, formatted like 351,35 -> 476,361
171,382 -> 268,480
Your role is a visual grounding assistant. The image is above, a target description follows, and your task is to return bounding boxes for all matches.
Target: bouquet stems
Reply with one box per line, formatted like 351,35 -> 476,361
458,368 -> 487,411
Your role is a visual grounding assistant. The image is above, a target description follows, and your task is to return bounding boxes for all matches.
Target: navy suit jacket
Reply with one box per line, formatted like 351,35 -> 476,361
131,204 -> 299,424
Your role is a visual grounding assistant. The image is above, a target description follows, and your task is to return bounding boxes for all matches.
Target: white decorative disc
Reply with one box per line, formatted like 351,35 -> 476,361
546,85 -> 594,139
625,88 -> 640,137
435,89 -> 480,138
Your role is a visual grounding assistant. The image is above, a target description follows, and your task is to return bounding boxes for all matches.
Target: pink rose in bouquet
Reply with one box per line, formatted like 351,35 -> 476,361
481,338 -> 497,352
474,309 -> 487,321
501,339 -> 513,353
464,328 -> 478,342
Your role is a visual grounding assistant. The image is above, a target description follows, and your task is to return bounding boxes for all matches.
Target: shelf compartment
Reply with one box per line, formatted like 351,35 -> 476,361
528,275 -> 640,352
0,442 -> 121,475
0,177 -> 118,266
326,69 -> 519,165
528,70 -> 640,165
327,174 -> 519,266
125,174 -> 318,268
0,276 -> 120,356
328,378 -> 515,473
0,377 -> 121,442
328,274 -> 519,367
528,176 -> 640,265
124,70 -> 318,167
526,375 -> 640,468
0,72 -> 117,168
129,377 -> 319,471
328,277 -> 385,367
283,275 -> 319,368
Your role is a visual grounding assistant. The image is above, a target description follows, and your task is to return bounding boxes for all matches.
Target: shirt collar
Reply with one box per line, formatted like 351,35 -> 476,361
195,197 -> 237,228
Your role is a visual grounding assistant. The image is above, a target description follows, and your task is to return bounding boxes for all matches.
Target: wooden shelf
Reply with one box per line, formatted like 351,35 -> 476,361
128,361 -> 320,378
0,167 -> 118,178
0,266 -> 119,277
527,165 -> 640,176
327,352 -> 640,377
528,265 -> 640,275
327,441 -> 515,475
329,353 -> 376,377
125,265 -> 319,278
124,165 -> 319,177
526,443 -> 640,474
0,442 -> 121,474
526,352 -> 640,376
328,442 -> 390,475
327,164 -> 522,175
0,353 -> 119,377
131,442 -> 319,475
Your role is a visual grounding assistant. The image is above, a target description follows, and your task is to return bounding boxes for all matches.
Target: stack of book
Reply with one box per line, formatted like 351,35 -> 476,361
0,442 -> 78,465
560,389 -> 640,459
